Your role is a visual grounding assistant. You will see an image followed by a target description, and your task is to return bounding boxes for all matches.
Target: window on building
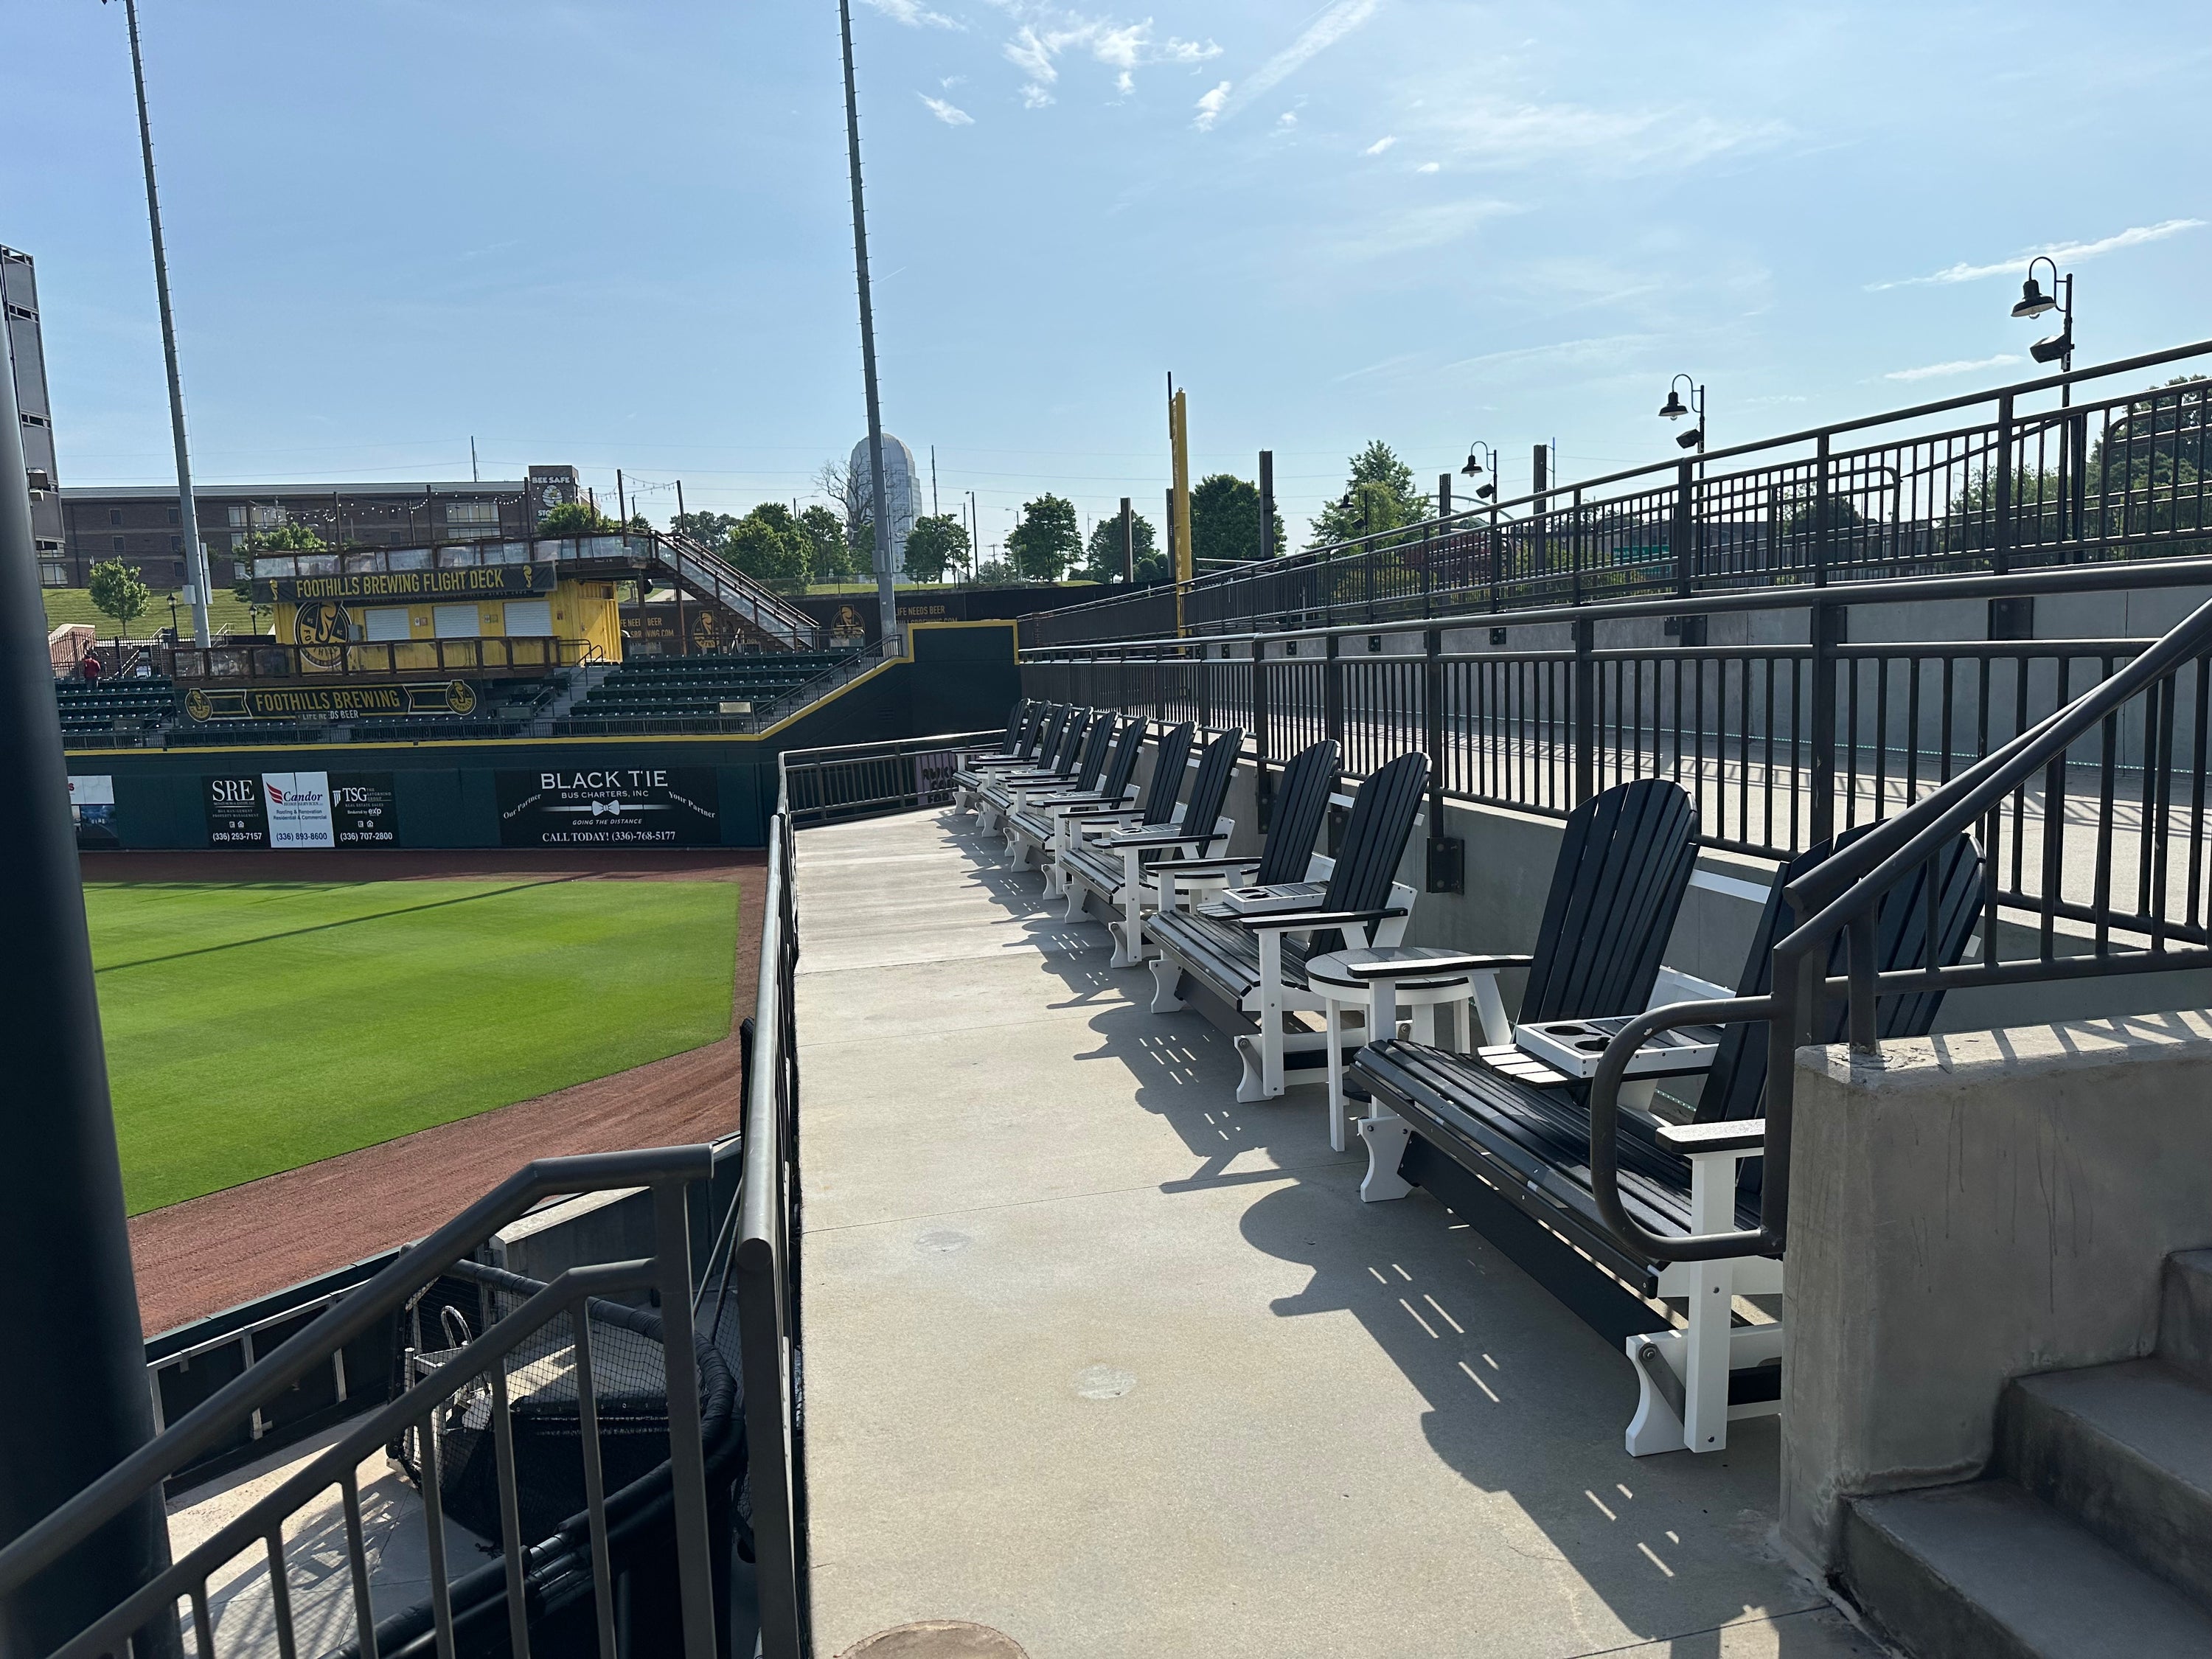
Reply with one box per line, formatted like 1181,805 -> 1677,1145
112,535 -> 125,552
167,507 -> 179,524
445,501 -> 501,526
39,562 -> 66,586
249,504 -> 285,529
364,607 -> 413,642
109,509 -> 122,526
432,603 -> 481,639
227,505 -> 248,529
504,599 -> 552,637
170,535 -> 183,552
173,562 -> 186,582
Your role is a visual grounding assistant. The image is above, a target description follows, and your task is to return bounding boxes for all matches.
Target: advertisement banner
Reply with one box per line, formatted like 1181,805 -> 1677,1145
205,776 -> 268,847
182,681 -> 479,722
331,773 -> 400,846
69,774 -> 119,849
262,773 -> 336,849
495,768 -> 721,848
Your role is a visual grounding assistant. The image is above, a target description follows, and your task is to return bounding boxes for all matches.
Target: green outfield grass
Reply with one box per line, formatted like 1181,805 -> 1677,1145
46,586 -> 263,638
88,878 -> 740,1214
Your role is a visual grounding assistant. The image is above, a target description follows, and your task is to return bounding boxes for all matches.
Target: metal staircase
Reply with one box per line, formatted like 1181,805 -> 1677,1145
645,531 -> 824,651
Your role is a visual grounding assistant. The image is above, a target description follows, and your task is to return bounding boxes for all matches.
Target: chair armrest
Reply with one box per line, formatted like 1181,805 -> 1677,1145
1063,804 -> 1147,821
1233,906 -> 1408,933
1338,953 -> 1533,980
1655,1119 -> 1766,1156
1135,851 -> 1251,869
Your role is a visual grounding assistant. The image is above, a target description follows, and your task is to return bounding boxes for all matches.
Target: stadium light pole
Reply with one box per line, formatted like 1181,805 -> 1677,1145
111,0 -> 212,648
838,0 -> 899,656
0,253 -> 175,1656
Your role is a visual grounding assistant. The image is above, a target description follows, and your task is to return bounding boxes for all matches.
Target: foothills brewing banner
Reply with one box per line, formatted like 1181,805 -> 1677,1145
203,773 -> 400,848
495,768 -> 721,848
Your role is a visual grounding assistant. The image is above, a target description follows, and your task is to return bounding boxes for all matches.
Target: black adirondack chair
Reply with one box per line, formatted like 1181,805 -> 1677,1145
975,708 -> 1094,830
1060,725 -> 1243,965
1029,719 -> 1188,895
951,701 -> 1052,810
1150,747 -> 1433,1103
1006,716 -> 1143,868
1353,820 -> 1982,1455
958,701 -> 1062,780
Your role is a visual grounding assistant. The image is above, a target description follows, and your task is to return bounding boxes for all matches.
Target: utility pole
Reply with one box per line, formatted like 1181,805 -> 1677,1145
118,0 -> 209,647
1259,451 -> 1276,559
838,0 -> 898,653
931,445 -> 939,518
616,469 -> 626,527
0,265 -> 174,1657
1120,497 -> 1133,583
470,437 -> 479,484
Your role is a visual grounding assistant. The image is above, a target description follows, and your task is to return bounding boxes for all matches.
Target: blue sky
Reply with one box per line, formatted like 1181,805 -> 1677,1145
4,0 -> 2207,552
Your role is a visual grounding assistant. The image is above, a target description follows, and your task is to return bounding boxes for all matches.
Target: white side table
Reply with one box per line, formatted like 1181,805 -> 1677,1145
1306,947 -> 1478,1153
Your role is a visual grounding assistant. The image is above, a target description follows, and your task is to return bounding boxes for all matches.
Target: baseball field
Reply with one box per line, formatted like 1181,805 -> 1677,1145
88,877 -> 740,1214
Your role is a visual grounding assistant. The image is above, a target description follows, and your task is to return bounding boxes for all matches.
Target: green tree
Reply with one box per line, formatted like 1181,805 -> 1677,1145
724,504 -> 814,587
797,504 -> 856,582
902,513 -> 972,582
671,510 -> 742,549
1008,493 -> 1081,582
246,520 -> 327,554
1189,474 -> 1287,568
1307,441 -> 1433,549
1081,511 -> 1162,583
538,499 -> 620,535
88,558 -> 151,645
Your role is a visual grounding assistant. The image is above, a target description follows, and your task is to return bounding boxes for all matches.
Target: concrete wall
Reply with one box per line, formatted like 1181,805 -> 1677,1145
1781,1015 -> 2212,1571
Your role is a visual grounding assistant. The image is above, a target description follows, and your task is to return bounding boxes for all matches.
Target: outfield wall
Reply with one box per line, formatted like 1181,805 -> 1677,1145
69,622 -> 1016,853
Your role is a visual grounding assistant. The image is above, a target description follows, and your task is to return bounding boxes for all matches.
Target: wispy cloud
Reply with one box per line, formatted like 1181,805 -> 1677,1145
1194,0 -> 1382,133
1363,134 -> 1397,156
1419,99 -> 1779,175
919,94 -> 975,125
995,8 -> 1220,107
1278,110 -> 1298,128
861,0 -> 960,28
1193,81 -> 1231,131
1884,353 -> 2022,382
1415,160 -> 1439,173
1869,220 -> 2205,291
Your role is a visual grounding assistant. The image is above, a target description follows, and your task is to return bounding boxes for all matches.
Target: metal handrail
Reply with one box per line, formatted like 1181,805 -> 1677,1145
1584,587 -> 2212,1266
0,1144 -> 719,1655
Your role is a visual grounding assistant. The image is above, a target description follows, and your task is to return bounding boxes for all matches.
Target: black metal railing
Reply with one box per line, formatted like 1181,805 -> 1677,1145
167,635 -> 585,682
780,729 -> 1008,826
734,799 -> 810,1656
1584,589 -> 2212,1266
0,1147 -> 736,1659
1022,341 -> 2212,647
1023,557 -> 2212,876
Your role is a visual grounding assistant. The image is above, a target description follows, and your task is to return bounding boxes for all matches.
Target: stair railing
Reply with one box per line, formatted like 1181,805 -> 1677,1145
0,1147 -> 726,1659
1586,589 -> 2212,1265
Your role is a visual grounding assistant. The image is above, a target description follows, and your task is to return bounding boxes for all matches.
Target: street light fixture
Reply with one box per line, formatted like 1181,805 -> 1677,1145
1660,375 -> 1705,453
1461,441 -> 1499,501
2011,255 -> 2074,375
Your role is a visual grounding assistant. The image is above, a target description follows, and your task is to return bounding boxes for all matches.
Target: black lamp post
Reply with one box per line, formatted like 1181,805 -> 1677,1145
2011,255 -> 2075,401
1460,441 -> 1500,502
1659,375 -> 1705,453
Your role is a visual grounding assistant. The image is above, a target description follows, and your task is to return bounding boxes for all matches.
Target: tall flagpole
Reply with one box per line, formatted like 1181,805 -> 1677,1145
119,0 -> 212,648
838,0 -> 898,655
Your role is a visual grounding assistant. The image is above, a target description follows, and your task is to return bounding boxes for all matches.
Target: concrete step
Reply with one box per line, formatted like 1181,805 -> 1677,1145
1843,1481 -> 2212,1659
2000,1358 -> 2212,1608
2160,1249 -> 2212,1388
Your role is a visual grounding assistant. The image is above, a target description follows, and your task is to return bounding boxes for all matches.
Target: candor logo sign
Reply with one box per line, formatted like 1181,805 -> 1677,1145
495,768 -> 720,847
205,776 -> 269,847
263,771 -> 336,849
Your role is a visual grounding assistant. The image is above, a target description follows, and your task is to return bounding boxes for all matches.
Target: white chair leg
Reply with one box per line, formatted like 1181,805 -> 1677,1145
1357,1112 -> 1413,1201
1472,973 -> 1511,1047
1063,882 -> 1088,923
1237,931 -> 1285,1102
1325,1002 -> 1348,1152
1149,952 -> 1187,1013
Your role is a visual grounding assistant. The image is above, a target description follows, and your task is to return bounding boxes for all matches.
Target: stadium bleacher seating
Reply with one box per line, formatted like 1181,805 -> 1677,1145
556,650 -> 852,731
53,675 -> 177,741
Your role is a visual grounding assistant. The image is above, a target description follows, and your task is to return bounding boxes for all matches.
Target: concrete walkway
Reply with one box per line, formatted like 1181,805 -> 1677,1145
796,809 -> 1883,1659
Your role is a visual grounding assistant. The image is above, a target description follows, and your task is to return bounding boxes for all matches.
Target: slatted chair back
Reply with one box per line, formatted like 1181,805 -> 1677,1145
1001,700 -> 1030,748
1028,703 -> 1070,762
1179,728 -> 1244,842
1321,751 -> 1429,916
1071,713 -> 1119,793
1096,717 -> 1150,805
1047,709 -> 1093,774
1135,722 -> 1195,826
1005,703 -> 1045,758
1518,779 -> 1700,1026
1254,740 -> 1341,887
1695,826 -> 1983,1130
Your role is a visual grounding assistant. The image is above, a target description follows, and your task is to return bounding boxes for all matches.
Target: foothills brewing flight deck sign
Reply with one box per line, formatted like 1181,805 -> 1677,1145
203,773 -> 400,848
495,768 -> 721,848
249,563 -> 556,605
